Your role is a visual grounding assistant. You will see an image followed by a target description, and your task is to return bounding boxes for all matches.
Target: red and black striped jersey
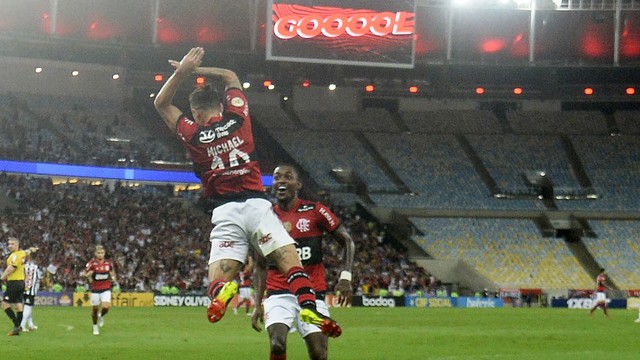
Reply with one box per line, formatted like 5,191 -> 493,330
176,88 -> 264,200
85,258 -> 115,292
267,199 -> 340,293
596,274 -> 606,292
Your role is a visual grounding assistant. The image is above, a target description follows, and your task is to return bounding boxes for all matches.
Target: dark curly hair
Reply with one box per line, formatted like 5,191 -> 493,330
188,84 -> 222,109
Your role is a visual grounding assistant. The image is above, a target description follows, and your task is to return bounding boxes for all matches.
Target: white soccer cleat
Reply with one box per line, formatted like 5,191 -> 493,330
29,325 -> 38,331
98,315 -> 105,328
635,318 -> 640,323
93,325 -> 100,335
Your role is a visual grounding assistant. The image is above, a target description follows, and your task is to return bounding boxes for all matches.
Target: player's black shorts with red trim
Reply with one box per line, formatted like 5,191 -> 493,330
2,280 -> 25,303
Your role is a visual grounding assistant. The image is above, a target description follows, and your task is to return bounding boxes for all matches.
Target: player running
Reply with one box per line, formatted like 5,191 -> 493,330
252,164 -> 355,359
84,245 -> 118,335
589,268 -> 610,318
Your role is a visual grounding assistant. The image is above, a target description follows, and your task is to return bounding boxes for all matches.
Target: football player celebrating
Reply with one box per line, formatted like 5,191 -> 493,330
154,47 -> 341,336
252,164 -> 355,360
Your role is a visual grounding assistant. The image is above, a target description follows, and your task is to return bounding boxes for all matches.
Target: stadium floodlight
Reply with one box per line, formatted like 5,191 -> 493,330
328,84 -> 337,91
242,82 -> 251,89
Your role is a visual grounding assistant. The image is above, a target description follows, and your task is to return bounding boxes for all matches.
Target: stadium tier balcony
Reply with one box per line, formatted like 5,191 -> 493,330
467,134 -> 582,192
506,110 -> 609,135
271,130 -> 398,193
410,217 -> 593,289
560,135 -> 640,211
583,220 -> 640,289
400,109 -> 503,134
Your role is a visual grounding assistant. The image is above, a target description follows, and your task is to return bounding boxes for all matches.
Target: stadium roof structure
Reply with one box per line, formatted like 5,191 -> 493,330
1,0 -> 640,100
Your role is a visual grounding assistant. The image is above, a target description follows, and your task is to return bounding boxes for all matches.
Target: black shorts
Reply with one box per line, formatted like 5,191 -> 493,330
2,280 -> 25,304
23,294 -> 36,306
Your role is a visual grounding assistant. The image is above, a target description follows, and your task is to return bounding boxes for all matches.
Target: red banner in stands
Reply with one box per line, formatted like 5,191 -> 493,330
266,0 -> 416,68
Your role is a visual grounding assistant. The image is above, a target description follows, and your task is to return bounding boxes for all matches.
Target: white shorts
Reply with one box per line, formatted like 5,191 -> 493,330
595,291 -> 607,303
208,198 -> 295,264
91,290 -> 112,306
263,294 -> 329,338
238,287 -> 253,301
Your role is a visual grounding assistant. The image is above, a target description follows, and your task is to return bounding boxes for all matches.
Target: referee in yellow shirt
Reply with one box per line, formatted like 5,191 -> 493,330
1,237 -> 38,336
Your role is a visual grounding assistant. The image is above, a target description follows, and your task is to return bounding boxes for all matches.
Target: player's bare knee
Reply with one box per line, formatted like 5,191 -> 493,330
307,346 -> 327,360
270,334 -> 287,354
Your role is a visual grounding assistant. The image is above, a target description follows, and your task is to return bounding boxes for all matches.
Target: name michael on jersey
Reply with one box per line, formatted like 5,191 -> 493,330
205,135 -> 245,157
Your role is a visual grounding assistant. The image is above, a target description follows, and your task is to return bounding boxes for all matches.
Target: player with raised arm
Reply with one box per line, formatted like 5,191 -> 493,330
153,47 -> 341,336
252,164 -> 355,359
589,268 -> 609,318
84,245 -> 118,335
1,237 -> 38,336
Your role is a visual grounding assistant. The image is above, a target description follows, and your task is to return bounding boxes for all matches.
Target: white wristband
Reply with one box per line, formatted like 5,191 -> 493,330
339,271 -> 352,282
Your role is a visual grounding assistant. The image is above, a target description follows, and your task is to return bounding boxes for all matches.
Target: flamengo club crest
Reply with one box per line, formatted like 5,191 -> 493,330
296,218 -> 311,232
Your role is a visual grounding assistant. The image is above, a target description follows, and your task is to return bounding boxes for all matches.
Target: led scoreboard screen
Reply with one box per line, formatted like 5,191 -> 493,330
266,0 -> 416,68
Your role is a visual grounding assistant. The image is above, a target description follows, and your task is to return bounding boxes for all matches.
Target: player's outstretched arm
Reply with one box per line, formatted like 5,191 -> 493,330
155,47 -> 204,129
333,224 -> 356,306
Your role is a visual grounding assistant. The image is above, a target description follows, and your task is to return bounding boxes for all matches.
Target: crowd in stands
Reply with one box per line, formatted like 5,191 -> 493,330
0,173 -> 436,297
3,90 -> 639,296
0,92 -> 184,168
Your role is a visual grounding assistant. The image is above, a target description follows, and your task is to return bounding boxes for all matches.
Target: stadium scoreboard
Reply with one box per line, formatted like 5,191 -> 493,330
266,0 -> 416,68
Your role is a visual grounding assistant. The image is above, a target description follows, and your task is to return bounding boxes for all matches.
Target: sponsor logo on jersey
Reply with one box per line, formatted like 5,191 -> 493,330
214,119 -> 237,138
258,233 -> 273,245
199,129 -> 216,143
95,273 -> 110,280
297,204 -> 316,212
318,207 -> 336,227
230,97 -> 245,107
219,240 -> 234,248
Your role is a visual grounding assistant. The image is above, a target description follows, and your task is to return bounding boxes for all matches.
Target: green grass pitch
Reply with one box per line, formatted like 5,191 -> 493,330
1,306 -> 638,359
